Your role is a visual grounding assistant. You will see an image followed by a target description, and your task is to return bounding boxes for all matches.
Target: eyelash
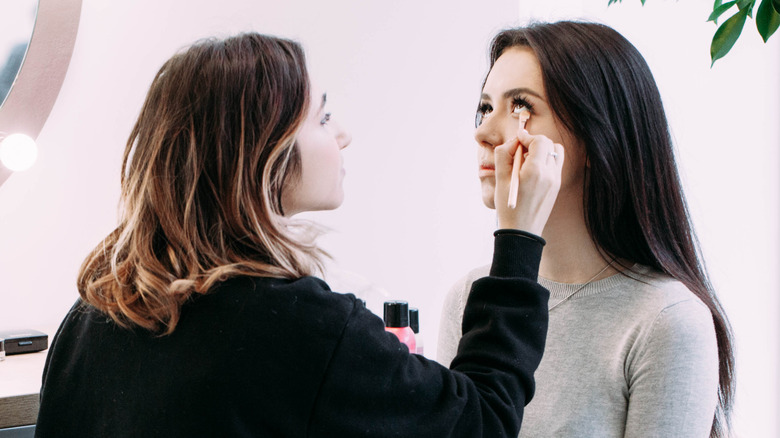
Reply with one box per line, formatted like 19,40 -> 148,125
511,97 -> 534,114
475,103 -> 492,128
320,112 -> 331,125
475,96 -> 534,128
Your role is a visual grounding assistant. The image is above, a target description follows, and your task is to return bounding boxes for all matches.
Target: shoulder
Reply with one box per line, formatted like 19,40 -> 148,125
173,275 -> 362,355
206,275 -> 358,323
440,265 -> 491,324
210,275 -> 351,304
579,265 -> 718,355
617,266 -> 711,320
618,267 -> 716,356
443,265 -> 491,306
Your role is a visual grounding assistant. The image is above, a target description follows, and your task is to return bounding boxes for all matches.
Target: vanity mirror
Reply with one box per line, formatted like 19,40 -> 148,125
0,0 -> 36,107
0,0 -> 81,187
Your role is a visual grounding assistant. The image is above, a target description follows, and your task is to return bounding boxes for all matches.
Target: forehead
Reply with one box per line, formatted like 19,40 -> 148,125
482,46 -> 544,97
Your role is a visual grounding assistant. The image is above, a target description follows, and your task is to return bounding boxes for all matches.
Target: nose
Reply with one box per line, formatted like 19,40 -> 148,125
336,122 -> 352,150
474,114 -> 504,149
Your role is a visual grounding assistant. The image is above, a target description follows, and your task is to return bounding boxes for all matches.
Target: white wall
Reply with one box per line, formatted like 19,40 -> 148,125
0,0 -> 776,436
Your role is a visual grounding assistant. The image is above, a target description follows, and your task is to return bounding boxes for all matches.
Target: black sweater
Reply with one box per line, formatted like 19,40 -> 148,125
35,233 -> 548,437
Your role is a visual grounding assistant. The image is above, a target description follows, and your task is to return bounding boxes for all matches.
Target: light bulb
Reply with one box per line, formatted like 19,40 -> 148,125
0,133 -> 38,171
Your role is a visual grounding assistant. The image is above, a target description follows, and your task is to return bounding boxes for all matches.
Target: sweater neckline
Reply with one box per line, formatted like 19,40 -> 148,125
538,264 -> 649,300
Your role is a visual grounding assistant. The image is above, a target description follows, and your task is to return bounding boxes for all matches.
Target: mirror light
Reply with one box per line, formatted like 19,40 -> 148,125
0,133 -> 38,171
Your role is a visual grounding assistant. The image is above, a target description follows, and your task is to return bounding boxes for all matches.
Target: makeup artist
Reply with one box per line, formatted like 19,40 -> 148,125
35,33 -> 563,437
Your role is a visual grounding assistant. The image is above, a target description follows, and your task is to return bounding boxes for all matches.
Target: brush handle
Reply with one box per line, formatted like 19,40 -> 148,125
507,112 -> 530,208
507,149 -> 522,208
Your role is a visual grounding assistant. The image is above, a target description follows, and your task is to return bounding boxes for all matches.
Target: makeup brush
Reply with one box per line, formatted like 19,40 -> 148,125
507,107 -> 531,209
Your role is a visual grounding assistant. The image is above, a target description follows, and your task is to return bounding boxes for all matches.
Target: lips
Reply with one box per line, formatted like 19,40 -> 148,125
478,163 -> 495,178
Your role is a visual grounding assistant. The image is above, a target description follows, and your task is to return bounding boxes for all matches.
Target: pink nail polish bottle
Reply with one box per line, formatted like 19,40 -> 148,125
383,301 -> 416,353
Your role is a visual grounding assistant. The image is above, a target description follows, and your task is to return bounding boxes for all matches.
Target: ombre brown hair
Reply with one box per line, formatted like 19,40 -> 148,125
78,33 -> 325,335
486,21 -> 734,437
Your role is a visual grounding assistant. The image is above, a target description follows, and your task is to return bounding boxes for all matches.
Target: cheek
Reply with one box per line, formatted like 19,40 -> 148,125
528,119 -> 562,143
560,143 -> 588,189
303,140 -> 342,187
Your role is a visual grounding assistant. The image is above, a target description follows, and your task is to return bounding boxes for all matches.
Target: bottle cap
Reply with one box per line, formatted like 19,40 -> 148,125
409,308 -> 419,334
383,301 -> 409,328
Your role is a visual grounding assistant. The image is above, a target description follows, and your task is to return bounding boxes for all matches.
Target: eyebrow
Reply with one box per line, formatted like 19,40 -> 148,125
480,87 -> 544,102
320,93 -> 327,110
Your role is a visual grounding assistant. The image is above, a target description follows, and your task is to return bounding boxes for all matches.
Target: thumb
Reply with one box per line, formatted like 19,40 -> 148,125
516,127 -> 533,147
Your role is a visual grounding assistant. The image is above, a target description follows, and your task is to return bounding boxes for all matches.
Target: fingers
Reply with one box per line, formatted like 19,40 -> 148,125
494,130 -> 565,234
520,130 -> 560,169
495,132 -> 562,189
493,137 -> 521,181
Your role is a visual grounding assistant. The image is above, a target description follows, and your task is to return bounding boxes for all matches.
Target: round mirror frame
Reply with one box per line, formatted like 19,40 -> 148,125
0,0 -> 82,187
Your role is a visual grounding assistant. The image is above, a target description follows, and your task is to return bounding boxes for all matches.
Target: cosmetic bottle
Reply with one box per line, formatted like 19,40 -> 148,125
409,308 -> 424,356
383,301 -> 416,353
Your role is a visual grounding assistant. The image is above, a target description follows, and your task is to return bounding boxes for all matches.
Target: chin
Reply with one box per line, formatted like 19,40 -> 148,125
313,201 -> 343,212
480,184 -> 496,209
323,195 -> 345,211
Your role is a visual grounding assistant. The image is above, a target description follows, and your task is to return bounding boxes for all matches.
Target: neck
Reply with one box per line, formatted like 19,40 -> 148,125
538,188 -> 616,283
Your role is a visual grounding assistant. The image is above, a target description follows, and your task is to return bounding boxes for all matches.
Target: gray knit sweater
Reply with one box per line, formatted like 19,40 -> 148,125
438,264 -> 719,437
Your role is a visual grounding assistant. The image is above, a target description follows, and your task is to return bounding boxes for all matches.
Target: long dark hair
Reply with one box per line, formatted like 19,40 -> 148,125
488,21 -> 734,437
79,33 -> 326,335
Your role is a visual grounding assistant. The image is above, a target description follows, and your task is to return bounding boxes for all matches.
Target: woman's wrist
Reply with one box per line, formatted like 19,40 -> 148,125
493,229 -> 546,246
495,213 -> 547,237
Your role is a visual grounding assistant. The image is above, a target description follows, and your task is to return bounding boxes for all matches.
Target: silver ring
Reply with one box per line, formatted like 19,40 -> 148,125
548,151 -> 559,158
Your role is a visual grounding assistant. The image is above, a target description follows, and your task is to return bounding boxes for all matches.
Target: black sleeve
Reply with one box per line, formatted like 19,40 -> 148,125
306,233 -> 549,437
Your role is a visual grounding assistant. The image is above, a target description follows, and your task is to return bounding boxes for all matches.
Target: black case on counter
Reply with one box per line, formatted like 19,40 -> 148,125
0,329 -> 48,355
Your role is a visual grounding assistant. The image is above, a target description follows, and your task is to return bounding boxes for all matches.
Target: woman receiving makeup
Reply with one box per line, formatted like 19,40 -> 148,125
438,21 -> 734,438
35,33 -> 563,437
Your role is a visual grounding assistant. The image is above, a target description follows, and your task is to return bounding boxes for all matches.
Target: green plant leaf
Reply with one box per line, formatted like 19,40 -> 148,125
757,0 -> 780,41
606,0 -> 646,5
715,0 -> 724,7
773,0 -> 780,13
711,9 -> 749,65
709,1 -> 738,23
737,0 -> 756,16
606,0 -> 647,5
